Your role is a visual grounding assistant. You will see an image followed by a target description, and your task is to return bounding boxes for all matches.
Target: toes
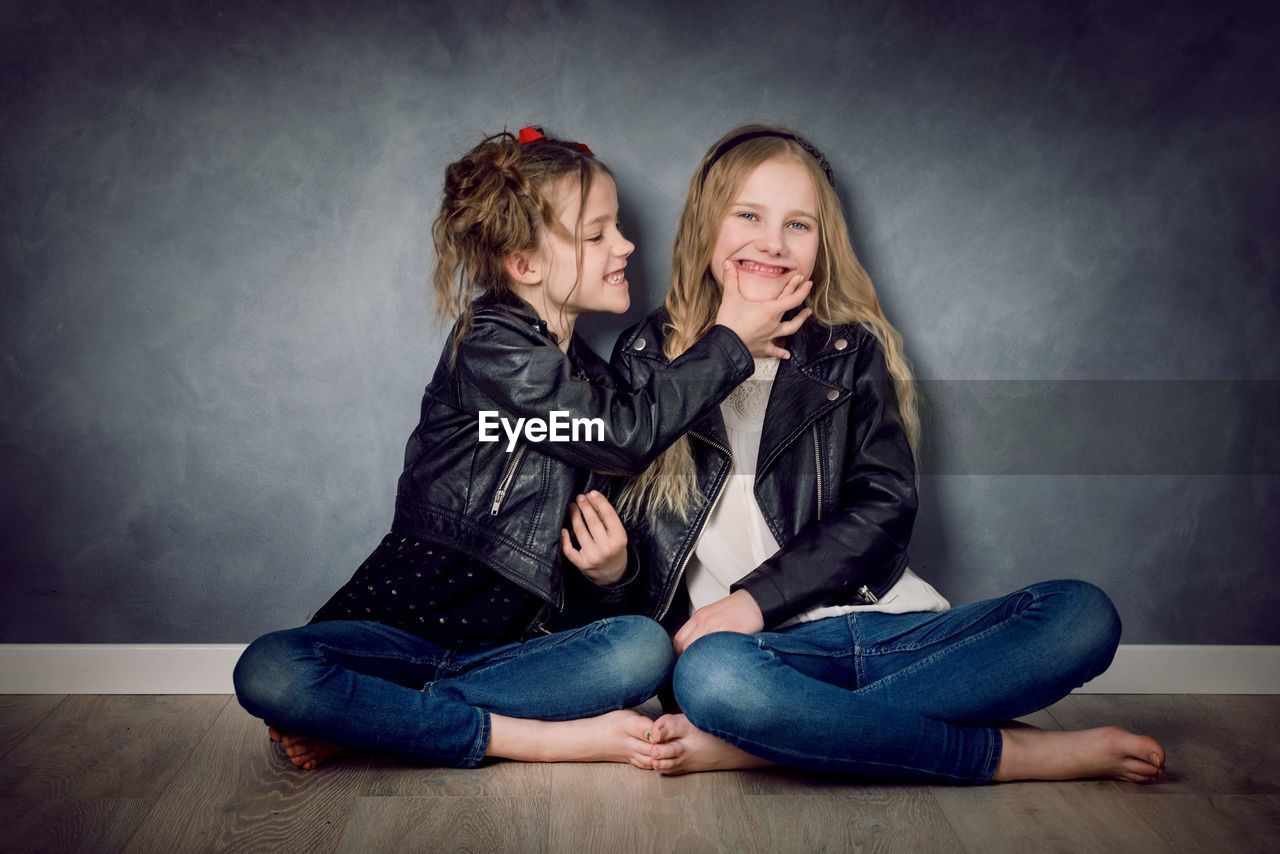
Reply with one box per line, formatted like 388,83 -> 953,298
650,741 -> 682,761
623,715 -> 653,740
1122,757 -> 1160,776
284,742 -> 310,759
654,758 -> 686,776
652,713 -> 684,741
1145,745 -> 1166,769
1118,758 -> 1159,783
288,752 -> 314,769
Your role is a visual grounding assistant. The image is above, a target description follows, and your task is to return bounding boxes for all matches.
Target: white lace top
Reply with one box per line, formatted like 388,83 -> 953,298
686,356 -> 950,627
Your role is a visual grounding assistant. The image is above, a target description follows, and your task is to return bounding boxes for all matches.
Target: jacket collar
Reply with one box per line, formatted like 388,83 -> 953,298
634,310 -> 863,477
473,287 -> 561,345
756,318 -> 862,478
627,308 -> 865,481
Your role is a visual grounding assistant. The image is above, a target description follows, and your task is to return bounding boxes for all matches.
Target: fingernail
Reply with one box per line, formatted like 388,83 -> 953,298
1149,752 -> 1159,765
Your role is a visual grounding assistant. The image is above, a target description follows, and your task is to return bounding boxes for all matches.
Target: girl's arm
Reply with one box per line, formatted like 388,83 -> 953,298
730,333 -> 918,628
455,310 -> 754,476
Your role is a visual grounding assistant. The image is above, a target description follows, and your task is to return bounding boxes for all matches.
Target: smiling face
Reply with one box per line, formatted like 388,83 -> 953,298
709,156 -> 820,301
539,169 -> 634,321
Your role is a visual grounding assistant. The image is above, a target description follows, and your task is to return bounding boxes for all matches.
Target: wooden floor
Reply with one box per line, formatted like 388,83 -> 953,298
0,694 -> 1277,853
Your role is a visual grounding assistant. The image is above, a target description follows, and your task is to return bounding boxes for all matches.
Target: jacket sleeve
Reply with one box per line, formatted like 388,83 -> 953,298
730,333 -> 918,627
455,313 -> 753,476
608,322 -> 648,390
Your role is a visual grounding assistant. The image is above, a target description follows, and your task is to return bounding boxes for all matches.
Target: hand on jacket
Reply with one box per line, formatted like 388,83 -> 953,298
561,491 -> 629,587
714,260 -> 812,360
672,589 -> 765,655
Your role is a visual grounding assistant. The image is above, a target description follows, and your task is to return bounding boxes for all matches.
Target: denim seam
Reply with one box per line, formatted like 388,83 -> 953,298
852,592 -> 1042,696
849,614 -> 866,689
463,707 -> 490,768
978,727 -> 1002,784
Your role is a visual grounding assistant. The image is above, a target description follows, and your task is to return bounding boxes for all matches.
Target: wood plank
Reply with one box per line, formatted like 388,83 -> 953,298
747,790 -> 965,853
363,753 -> 551,798
336,796 -> 547,854
932,780 -> 1173,853
1046,694 -> 1280,795
0,695 -> 65,759
545,762 -> 754,853
123,699 -> 370,854
0,695 -> 226,798
1126,794 -> 1280,854
0,798 -> 153,853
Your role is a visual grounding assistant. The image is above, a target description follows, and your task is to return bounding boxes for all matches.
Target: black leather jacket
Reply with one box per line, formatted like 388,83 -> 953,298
611,309 -> 918,630
390,289 -> 754,613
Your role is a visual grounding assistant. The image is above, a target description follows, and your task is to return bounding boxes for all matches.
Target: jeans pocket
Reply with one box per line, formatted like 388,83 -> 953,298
854,595 -> 1026,655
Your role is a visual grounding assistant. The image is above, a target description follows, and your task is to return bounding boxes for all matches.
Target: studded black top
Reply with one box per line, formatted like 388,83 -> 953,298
309,533 -> 545,648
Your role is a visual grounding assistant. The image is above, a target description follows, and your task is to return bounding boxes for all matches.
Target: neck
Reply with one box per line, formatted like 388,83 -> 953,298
510,285 -> 577,352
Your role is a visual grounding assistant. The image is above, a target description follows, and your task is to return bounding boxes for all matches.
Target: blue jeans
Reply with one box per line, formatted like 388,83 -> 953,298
234,615 -> 673,768
673,579 -> 1122,784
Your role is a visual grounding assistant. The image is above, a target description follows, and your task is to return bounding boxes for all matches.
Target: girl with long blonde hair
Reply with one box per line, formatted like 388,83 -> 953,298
614,125 -> 1167,785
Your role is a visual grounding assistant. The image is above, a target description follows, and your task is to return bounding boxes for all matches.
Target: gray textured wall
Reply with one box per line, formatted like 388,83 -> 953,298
2,0 -> 1276,644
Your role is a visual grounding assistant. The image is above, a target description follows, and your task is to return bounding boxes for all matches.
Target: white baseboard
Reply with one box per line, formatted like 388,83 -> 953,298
0,644 -> 1276,695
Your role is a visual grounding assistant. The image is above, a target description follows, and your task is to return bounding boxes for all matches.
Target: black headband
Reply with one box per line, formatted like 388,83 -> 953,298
699,130 -> 836,188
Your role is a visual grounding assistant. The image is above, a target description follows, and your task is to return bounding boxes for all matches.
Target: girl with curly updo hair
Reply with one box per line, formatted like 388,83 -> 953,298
232,127 -> 810,771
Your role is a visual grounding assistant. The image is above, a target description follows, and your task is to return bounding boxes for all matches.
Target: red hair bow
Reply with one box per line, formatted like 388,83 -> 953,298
517,125 -> 593,155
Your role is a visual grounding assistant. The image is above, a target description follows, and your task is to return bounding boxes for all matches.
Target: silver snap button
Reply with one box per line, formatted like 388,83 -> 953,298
834,338 -> 847,350
826,389 -> 839,401
634,337 -> 646,351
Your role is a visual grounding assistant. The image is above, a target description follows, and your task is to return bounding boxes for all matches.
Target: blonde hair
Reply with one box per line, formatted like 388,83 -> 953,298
617,124 -> 921,522
430,130 -> 608,359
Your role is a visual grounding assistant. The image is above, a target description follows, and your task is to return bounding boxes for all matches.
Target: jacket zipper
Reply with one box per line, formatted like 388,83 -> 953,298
656,430 -> 732,622
490,443 -> 528,516
812,423 -> 823,523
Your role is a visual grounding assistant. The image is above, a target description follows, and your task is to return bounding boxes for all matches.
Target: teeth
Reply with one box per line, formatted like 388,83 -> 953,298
738,260 -> 787,275
605,270 -> 625,284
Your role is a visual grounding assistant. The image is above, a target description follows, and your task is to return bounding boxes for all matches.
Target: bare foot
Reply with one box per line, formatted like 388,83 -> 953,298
646,713 -> 773,776
487,709 -> 655,769
992,725 -> 1166,784
266,724 -> 355,771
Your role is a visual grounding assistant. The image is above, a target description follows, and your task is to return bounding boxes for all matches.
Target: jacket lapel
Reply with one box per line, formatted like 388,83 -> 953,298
756,323 -> 857,480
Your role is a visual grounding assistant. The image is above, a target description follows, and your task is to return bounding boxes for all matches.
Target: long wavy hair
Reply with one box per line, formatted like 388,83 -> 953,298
430,130 -> 608,360
617,124 -> 921,522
